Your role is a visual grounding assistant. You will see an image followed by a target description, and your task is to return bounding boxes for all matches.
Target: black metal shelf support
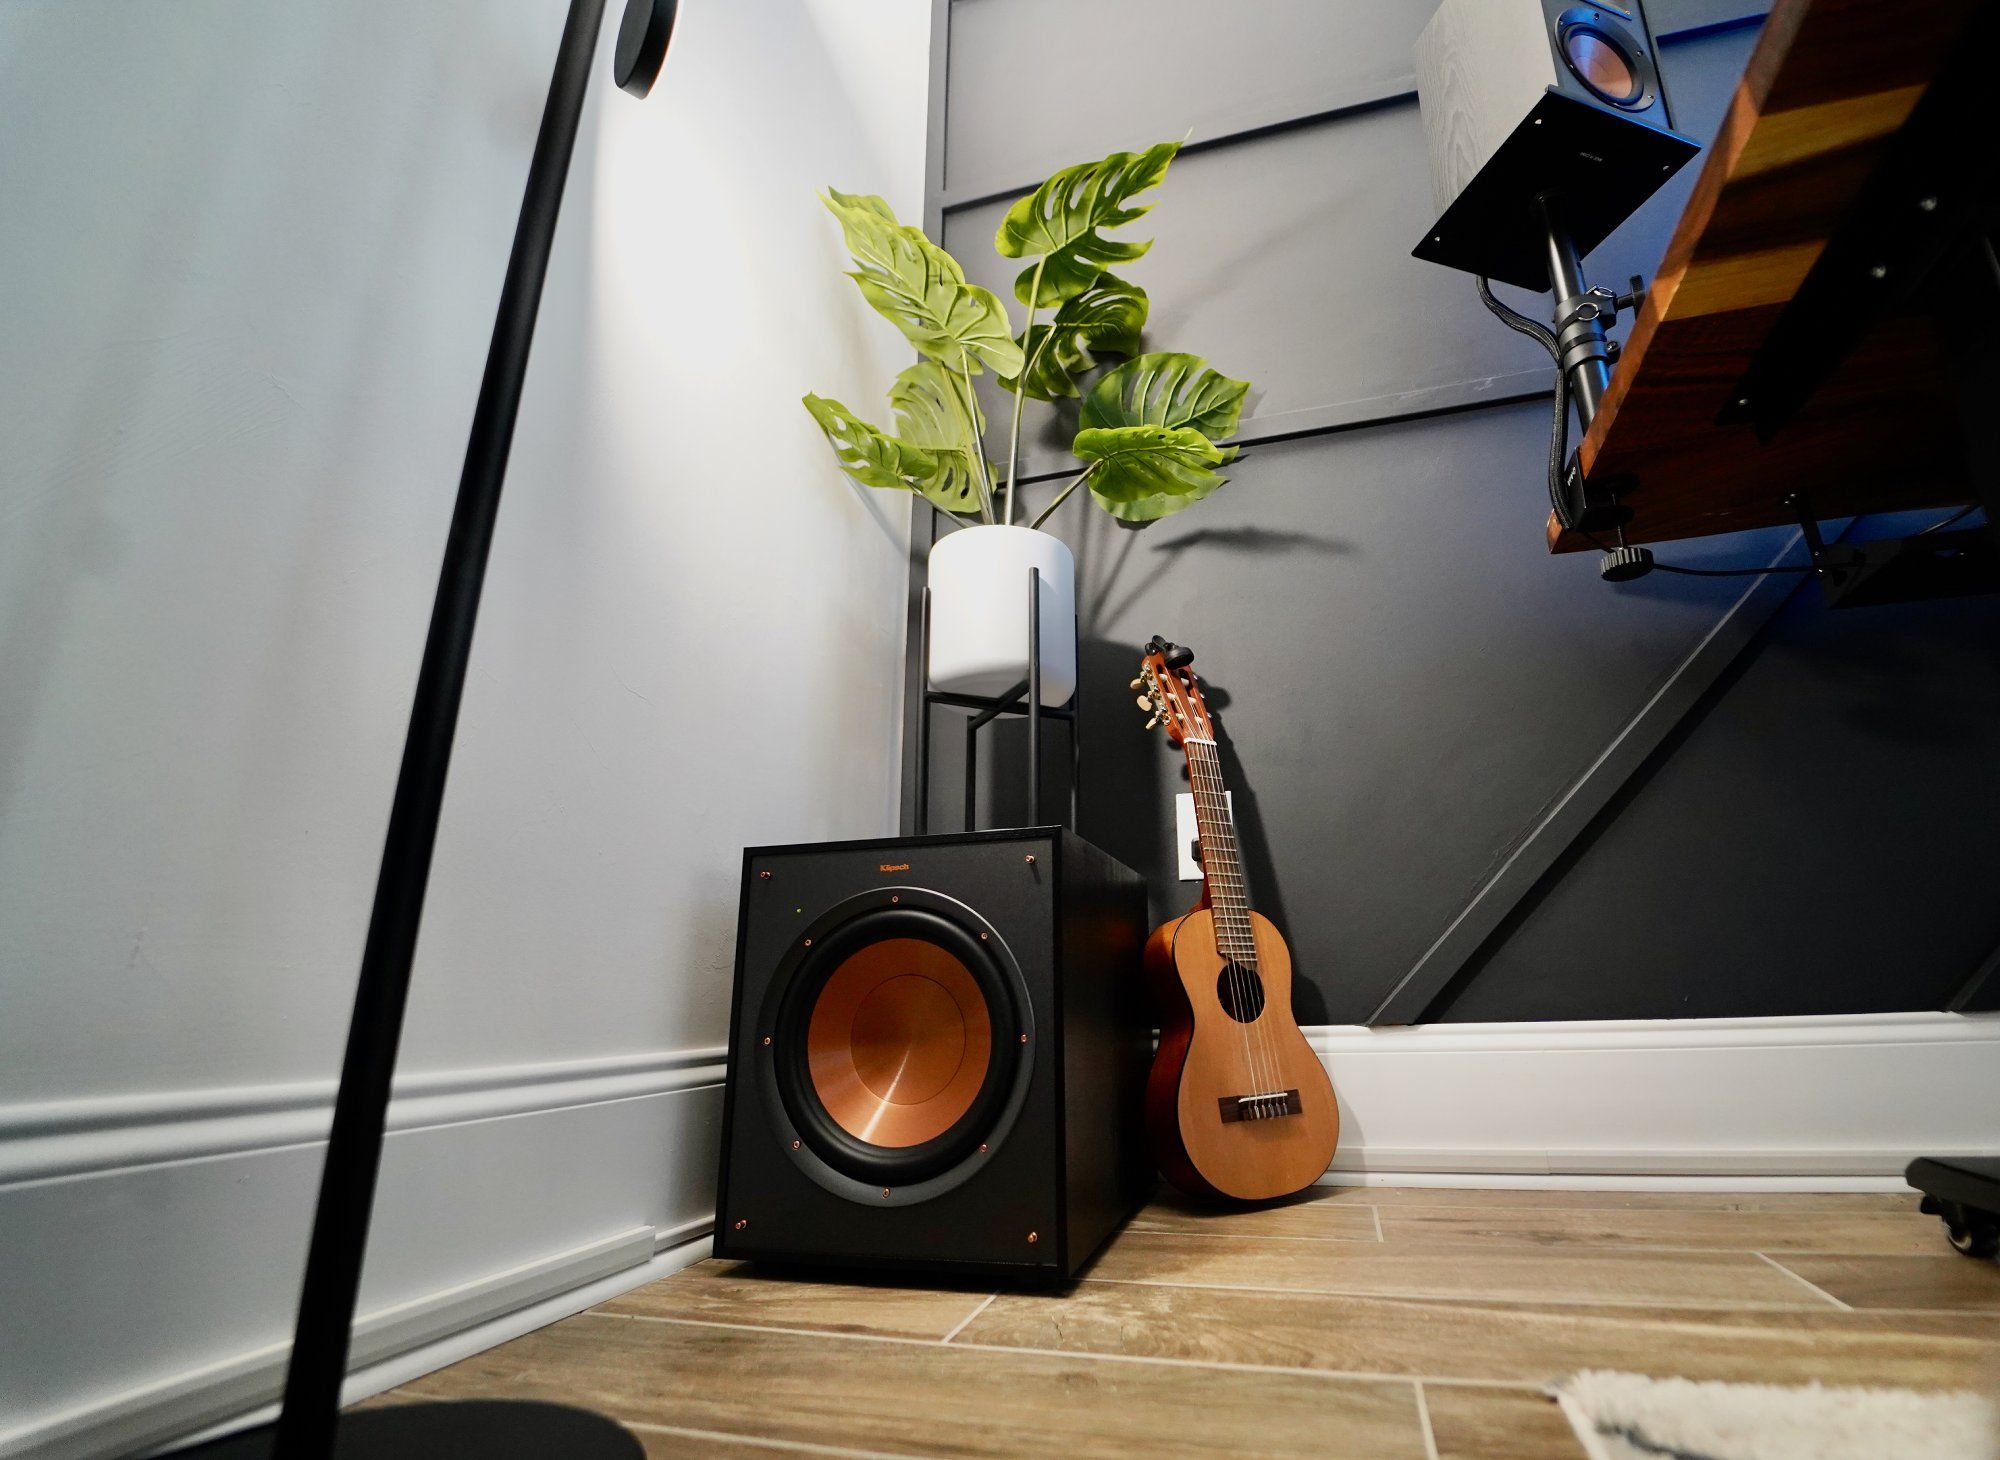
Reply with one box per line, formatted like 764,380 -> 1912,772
913,567 -> 1082,834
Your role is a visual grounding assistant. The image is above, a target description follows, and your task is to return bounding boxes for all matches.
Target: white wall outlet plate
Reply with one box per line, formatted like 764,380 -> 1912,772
1175,791 -> 1232,880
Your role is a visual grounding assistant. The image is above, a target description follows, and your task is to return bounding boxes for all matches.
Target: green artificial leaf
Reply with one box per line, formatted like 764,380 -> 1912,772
1000,276 -> 1149,402
822,190 -> 1023,378
889,361 -> 988,514
803,393 -> 982,518
1072,423 -> 1227,522
994,141 -> 1180,307
1080,351 -> 1249,440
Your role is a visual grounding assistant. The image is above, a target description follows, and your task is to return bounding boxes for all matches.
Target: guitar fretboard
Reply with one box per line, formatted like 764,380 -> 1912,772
1184,737 -> 1256,967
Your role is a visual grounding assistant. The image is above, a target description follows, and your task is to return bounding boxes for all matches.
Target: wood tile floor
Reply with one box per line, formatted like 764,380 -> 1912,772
368,1186 -> 2000,1457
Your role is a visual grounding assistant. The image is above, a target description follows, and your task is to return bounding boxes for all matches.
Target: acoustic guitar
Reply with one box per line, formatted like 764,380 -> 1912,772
1134,636 -> 1340,1201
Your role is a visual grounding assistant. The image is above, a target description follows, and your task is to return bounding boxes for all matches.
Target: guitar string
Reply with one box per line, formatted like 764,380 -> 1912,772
1201,737 -> 1284,1112
1205,739 -> 1283,1109
1183,731 -> 1256,1099
1189,735 -> 1278,1109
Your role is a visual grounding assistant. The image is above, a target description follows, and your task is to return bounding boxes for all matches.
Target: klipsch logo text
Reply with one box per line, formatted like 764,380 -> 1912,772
879,862 -> 910,873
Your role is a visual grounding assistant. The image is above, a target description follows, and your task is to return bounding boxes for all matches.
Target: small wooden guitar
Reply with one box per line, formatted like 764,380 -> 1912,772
1134,637 -> 1339,1201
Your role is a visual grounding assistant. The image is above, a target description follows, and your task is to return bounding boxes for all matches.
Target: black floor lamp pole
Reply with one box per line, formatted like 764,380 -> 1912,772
218,2 -> 677,1455
270,0 -> 606,1444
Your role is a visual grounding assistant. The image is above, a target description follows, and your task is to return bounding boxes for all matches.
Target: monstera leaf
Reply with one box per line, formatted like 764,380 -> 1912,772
803,393 -> 983,517
1072,424 -> 1227,523
823,190 -> 1022,378
1000,276 -> 1148,403
1080,352 -> 1249,440
889,362 -> 989,514
994,142 -> 1179,308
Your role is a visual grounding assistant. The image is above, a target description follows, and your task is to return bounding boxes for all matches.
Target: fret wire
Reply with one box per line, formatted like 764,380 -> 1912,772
1186,740 -> 1255,964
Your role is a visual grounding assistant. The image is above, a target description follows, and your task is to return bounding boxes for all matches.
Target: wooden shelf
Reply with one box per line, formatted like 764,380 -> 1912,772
1550,0 -> 1981,553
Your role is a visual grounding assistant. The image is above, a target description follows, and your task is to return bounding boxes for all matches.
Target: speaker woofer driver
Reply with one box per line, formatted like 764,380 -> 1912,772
806,936 -> 992,1149
765,897 -> 1028,1195
1554,8 -> 1658,111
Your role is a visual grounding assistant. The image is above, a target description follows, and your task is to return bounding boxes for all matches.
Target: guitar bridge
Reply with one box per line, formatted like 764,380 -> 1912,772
1217,1089 -> 1302,1123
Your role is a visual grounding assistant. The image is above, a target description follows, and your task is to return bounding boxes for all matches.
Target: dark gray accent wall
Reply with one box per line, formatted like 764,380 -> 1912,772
911,3 -> 2000,1025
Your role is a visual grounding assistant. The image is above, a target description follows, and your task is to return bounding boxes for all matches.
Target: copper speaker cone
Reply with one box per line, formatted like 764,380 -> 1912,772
1564,28 -> 1639,103
806,936 -> 992,1148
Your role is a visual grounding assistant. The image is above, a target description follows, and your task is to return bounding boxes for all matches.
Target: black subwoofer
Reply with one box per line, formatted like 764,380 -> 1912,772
715,828 -> 1151,1281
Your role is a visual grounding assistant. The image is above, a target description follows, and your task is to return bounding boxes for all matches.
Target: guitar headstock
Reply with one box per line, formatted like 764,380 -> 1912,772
1133,635 -> 1211,746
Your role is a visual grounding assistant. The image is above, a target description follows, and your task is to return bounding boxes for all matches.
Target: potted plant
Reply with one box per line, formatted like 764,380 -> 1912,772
804,141 -> 1249,705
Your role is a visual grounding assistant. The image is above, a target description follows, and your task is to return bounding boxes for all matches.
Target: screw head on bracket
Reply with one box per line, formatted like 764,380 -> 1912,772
732,1218 -> 747,1231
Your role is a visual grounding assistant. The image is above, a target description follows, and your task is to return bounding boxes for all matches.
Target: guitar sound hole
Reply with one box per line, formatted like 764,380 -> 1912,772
1215,963 -> 1266,1023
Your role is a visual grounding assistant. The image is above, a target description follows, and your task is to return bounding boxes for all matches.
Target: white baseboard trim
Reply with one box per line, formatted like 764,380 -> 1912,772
0,1045 -> 729,1187
1304,1010 -> 2000,1183
8,1221 -> 713,1460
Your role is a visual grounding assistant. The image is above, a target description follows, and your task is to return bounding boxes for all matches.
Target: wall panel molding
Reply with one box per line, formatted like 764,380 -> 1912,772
1,1226 -> 714,1460
942,23 -> 1763,486
1368,526 -> 1846,1025
940,4 -> 1769,209
0,1045 -> 728,1187
1308,1011 -> 2000,1179
1,1063 -> 724,1456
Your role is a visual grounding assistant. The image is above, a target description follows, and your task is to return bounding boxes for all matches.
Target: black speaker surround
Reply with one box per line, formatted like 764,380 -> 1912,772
715,828 -> 1151,1281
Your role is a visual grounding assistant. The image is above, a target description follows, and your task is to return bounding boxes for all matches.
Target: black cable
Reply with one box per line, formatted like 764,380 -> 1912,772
1477,276 -> 1573,528
1476,276 -> 1822,580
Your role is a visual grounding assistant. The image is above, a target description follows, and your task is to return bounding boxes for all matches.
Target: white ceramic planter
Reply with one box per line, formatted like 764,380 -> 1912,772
927,525 -> 1077,707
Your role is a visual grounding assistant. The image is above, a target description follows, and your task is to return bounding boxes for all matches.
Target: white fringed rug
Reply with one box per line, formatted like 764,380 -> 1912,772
1555,1370 -> 1999,1460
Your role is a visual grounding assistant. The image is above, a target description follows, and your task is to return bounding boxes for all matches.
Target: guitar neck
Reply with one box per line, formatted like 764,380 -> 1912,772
1183,737 -> 1256,967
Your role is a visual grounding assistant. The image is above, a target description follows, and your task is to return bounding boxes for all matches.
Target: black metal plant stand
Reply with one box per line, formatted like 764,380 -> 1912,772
913,566 -> 1082,833
168,3 -> 677,1456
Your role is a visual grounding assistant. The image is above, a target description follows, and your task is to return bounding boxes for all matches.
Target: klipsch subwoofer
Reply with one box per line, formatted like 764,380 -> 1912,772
715,828 -> 1151,1281
1411,0 -> 1699,287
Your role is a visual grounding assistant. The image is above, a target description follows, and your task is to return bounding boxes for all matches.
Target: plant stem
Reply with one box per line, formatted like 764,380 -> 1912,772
1005,258 -> 1048,526
950,352 -> 997,523
1028,462 -> 1098,530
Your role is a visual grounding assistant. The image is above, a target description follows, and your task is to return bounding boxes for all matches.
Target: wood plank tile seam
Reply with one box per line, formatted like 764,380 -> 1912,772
625,1420 -> 911,1459
1756,1251 -> 1854,1309
588,1309 -> 1551,1392
1413,1381 -> 1443,1460
940,1294 -> 996,1344
387,1190 -> 1995,1459
1078,1275 -> 1856,1312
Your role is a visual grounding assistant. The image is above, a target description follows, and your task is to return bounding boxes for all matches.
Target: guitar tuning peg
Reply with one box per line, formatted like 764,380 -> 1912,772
1145,717 -> 1160,730
1128,677 -> 1143,690
1135,694 -> 1153,711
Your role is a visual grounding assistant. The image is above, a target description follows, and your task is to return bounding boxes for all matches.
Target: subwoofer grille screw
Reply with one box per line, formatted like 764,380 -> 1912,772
1024,855 -> 1035,865
1026,1231 -> 1039,1244
979,932 -> 989,941
791,1140 -> 800,1150
761,1035 -> 772,1046
733,1219 -> 747,1231
802,938 -> 812,947
889,895 -> 899,903
978,1143 -> 988,1153
758,871 -> 771,880
1019,1033 -> 1028,1044
881,1189 -> 892,1199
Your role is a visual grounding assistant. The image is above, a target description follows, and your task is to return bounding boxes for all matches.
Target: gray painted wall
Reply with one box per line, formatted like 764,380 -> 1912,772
910,3 -> 2000,1025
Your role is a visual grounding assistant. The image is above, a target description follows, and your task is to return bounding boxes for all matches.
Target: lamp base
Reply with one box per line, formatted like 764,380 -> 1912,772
164,1400 -> 644,1458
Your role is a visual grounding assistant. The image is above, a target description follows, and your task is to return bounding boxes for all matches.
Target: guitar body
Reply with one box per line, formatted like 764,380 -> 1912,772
1143,907 -> 1340,1201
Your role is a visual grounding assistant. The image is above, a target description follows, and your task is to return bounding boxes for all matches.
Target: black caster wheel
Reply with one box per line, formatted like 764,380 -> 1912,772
1949,1215 -> 2000,1260
1921,1195 -> 2000,1260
